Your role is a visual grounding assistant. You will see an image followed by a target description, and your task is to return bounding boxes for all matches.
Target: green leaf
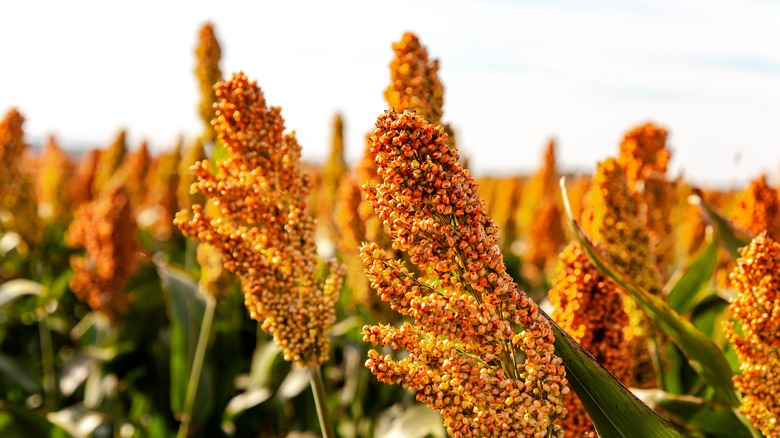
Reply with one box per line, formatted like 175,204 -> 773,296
156,263 -> 213,422
0,279 -> 43,307
560,178 -> 742,409
544,310 -> 683,437
667,240 -> 719,314
690,189 -> 752,260
634,389 -> 754,438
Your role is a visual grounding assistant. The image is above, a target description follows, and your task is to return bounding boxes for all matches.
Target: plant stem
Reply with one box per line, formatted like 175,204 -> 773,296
177,294 -> 216,438
309,364 -> 335,438
31,249 -> 56,411
38,314 -> 56,411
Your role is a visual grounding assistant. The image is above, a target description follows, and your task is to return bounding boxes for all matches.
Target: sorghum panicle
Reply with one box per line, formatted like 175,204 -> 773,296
318,113 -> 349,245
520,140 -> 559,232
124,140 -> 152,208
549,242 -> 632,437
0,108 -> 42,247
93,130 -> 128,196
581,158 -> 663,296
177,138 -> 206,211
142,141 -> 182,241
194,22 -> 223,143
66,182 -> 139,320
334,175 -> 395,320
580,157 -> 663,388
385,32 -> 444,126
361,110 -> 568,437
617,123 -> 675,273
175,72 -> 343,367
730,174 -> 780,239
524,201 -> 566,281
36,135 -> 74,224
71,148 -> 101,207
197,242 -> 235,301
483,176 -> 523,251
724,232 -> 780,437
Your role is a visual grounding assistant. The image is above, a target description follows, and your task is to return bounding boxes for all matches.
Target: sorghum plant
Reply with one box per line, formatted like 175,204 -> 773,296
0,108 -> 42,248
729,174 -> 780,239
177,138 -> 206,212
143,140 -> 182,241
194,22 -> 223,143
93,130 -> 128,196
35,135 -> 74,224
174,72 -> 343,368
617,123 -> 675,274
385,32 -> 444,126
66,182 -> 139,320
549,242 -> 632,436
123,140 -> 152,209
71,148 -> 101,207
520,140 -> 559,233
724,232 -> 780,437
580,157 -> 664,388
361,109 -> 568,437
317,112 -> 348,245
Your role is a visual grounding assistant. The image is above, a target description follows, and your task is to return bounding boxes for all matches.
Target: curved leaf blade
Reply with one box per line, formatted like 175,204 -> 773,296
544,310 -> 684,437
156,263 -> 213,423
560,178 -> 742,409
690,189 -> 752,261
634,389 -> 753,438
667,240 -> 719,314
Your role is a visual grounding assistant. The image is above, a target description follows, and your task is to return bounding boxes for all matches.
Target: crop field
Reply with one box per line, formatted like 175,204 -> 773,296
1,22 -> 779,438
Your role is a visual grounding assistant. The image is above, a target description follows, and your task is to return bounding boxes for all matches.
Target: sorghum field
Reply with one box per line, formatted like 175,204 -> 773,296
1,23 -> 778,438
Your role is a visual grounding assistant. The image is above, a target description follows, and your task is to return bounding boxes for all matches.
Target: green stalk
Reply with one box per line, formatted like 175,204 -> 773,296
309,364 -> 335,438
38,313 -> 56,411
32,249 -> 56,411
177,294 -> 216,438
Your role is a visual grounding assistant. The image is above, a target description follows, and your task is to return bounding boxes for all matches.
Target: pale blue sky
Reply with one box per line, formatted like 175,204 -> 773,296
1,0 -> 779,187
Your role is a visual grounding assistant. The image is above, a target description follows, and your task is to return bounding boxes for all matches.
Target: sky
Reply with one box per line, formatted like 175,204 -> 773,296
1,0 -> 779,188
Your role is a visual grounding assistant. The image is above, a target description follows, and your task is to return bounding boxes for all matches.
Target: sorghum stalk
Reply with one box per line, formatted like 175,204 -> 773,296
361,109 -> 568,437
174,72 -> 343,436
177,294 -> 216,438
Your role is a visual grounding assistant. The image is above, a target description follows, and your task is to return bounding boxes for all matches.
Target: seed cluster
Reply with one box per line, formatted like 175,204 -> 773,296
580,157 -> 663,387
385,32 -> 444,126
194,22 -> 222,143
725,232 -> 780,437
361,110 -> 568,437
730,174 -> 780,239
67,182 -> 139,320
617,123 -> 674,271
36,136 -> 73,223
175,72 -> 343,367
0,108 -> 42,247
549,242 -> 632,436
